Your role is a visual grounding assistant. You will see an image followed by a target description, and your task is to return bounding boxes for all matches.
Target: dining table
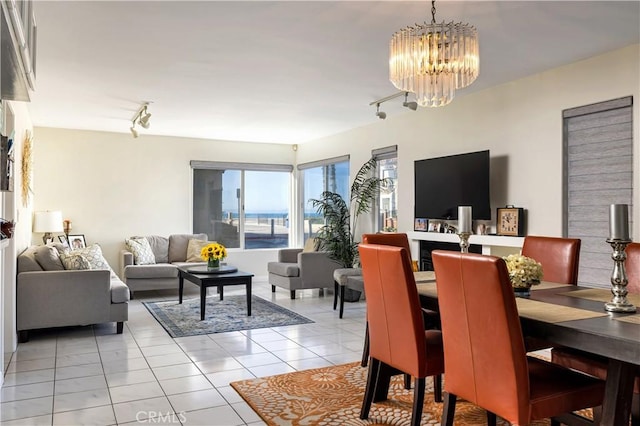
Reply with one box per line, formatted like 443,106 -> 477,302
414,273 -> 640,426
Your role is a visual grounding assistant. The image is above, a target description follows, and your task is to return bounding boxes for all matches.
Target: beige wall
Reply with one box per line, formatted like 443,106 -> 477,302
32,44 -> 639,276
298,44 -> 640,240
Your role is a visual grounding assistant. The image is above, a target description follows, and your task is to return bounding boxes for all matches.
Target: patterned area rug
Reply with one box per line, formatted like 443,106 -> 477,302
231,362 -> 591,426
143,295 -> 314,338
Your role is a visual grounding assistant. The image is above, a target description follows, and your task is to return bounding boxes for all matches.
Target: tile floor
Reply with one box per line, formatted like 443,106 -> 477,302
1,279 -> 367,425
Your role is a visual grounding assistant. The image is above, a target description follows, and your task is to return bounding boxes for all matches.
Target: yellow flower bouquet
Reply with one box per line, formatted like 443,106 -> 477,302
503,254 -> 543,290
201,242 -> 227,268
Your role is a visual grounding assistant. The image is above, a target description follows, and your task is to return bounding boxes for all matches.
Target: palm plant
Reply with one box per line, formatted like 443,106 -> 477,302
310,158 -> 388,267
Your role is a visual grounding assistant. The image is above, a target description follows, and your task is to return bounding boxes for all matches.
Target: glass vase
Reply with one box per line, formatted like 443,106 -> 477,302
207,258 -> 220,270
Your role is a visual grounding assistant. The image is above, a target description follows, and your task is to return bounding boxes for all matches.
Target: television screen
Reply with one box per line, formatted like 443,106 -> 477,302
414,150 -> 491,220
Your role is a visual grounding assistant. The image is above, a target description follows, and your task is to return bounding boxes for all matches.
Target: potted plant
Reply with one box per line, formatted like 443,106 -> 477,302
311,158 -> 389,301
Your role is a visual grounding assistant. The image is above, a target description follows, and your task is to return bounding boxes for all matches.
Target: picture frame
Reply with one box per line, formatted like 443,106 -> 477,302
496,206 -> 525,236
428,220 -> 442,233
67,234 -> 87,250
58,234 -> 70,249
414,218 -> 428,232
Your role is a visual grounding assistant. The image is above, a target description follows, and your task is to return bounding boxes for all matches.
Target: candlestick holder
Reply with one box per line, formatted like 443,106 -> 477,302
458,232 -> 471,253
605,238 -> 637,313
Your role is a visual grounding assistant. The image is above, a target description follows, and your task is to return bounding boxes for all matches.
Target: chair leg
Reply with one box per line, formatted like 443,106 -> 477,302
271,285 -> 276,293
361,323 -> 369,367
441,392 -> 457,426
632,393 -> 639,426
290,290 -> 295,300
486,411 -> 497,426
360,358 -> 380,420
339,285 -> 345,318
411,377 -> 425,426
116,322 -> 124,334
333,281 -> 338,310
18,330 -> 29,343
433,374 -> 442,403
404,374 -> 412,389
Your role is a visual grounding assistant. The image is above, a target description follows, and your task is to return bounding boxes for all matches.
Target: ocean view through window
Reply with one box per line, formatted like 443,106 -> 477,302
191,161 -> 293,249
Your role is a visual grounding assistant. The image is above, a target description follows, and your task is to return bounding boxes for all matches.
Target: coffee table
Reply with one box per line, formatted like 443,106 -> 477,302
178,266 -> 254,321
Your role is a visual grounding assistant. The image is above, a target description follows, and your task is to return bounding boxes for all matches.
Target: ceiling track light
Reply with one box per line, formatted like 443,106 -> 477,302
130,102 -> 152,137
370,91 -> 417,119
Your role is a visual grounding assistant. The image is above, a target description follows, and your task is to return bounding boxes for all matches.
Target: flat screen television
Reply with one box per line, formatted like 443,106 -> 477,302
414,150 -> 491,220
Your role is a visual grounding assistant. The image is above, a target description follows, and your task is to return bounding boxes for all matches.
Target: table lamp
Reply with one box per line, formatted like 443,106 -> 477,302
33,211 -> 63,244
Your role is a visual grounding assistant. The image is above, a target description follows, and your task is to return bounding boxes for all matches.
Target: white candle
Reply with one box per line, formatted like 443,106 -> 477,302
458,206 -> 472,233
609,204 -> 630,240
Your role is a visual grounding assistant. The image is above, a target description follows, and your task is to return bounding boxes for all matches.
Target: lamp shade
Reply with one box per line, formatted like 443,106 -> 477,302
33,211 -> 64,233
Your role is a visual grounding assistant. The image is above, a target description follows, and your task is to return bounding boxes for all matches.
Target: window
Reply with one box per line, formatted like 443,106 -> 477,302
298,156 -> 350,243
373,146 -> 398,232
191,161 -> 292,249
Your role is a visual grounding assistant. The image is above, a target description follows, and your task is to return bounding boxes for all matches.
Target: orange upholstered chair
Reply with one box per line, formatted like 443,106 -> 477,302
551,242 -> 640,426
431,251 -> 605,426
358,244 -> 444,426
521,235 -> 582,285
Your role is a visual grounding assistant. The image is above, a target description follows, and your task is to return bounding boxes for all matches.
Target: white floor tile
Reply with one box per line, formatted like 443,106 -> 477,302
6,357 -> 56,373
145,352 -> 192,368
0,381 -> 54,402
2,368 -> 55,387
180,405 -> 245,426
0,414 -> 53,425
152,363 -> 202,381
109,381 -> 165,404
55,363 -> 104,381
159,374 -> 213,395
1,396 -> 53,422
53,388 -> 111,413
52,404 -> 116,426
112,396 -> 175,424
167,388 -> 227,413
55,374 -> 108,395
105,368 -> 156,387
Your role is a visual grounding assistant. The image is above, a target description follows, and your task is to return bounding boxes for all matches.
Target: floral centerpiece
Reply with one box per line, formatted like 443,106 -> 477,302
503,254 -> 543,293
201,242 -> 227,269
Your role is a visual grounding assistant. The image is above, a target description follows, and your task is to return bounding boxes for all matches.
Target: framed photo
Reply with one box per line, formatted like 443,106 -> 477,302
67,234 -> 87,250
428,220 -> 442,233
414,218 -> 428,231
44,237 -> 54,244
496,206 -> 525,236
58,234 -> 70,249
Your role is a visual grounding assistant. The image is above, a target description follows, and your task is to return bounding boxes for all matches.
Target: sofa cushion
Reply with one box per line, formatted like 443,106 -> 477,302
33,245 -> 65,271
110,274 -> 131,303
168,233 -> 207,263
124,264 -> 179,279
69,244 -> 111,270
125,237 -> 156,265
60,252 -> 92,270
18,246 -> 43,272
186,239 -> 210,262
145,235 -> 169,263
267,262 -> 300,277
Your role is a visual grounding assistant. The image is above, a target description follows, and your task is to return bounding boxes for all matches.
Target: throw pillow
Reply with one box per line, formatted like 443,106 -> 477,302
186,239 -> 211,262
33,245 -> 65,271
303,238 -> 317,252
125,237 -> 156,265
59,252 -> 91,270
68,244 -> 111,270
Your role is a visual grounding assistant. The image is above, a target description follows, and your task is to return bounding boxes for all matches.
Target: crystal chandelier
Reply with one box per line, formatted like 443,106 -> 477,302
389,0 -> 479,107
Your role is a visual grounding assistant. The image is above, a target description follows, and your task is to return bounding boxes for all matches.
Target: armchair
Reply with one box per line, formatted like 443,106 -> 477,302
267,248 -> 342,299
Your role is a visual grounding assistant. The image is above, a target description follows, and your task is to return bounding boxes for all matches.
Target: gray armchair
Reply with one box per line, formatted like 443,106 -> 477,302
267,248 -> 342,299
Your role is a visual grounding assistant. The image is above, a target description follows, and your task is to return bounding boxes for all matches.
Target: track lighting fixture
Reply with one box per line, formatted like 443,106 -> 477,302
130,102 -> 152,137
403,92 -> 418,111
370,91 -> 417,120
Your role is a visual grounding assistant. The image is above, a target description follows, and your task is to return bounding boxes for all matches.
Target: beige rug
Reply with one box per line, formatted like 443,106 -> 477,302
231,362 -> 577,425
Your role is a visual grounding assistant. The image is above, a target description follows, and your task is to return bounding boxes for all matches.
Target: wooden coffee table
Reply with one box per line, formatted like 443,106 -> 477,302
178,265 -> 254,321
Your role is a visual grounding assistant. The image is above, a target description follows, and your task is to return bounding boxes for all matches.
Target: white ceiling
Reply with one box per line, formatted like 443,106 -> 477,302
28,1 -> 640,144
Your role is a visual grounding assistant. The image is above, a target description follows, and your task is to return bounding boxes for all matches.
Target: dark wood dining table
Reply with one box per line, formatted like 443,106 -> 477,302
416,279 -> 640,426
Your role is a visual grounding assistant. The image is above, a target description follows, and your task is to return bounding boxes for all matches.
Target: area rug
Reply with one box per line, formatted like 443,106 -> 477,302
143,295 -> 314,338
231,362 -> 591,426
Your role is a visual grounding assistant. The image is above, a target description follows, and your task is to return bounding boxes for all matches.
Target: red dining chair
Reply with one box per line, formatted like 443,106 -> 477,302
551,242 -> 640,426
358,244 -> 444,426
521,235 -> 582,285
522,235 -> 582,352
431,250 -> 605,426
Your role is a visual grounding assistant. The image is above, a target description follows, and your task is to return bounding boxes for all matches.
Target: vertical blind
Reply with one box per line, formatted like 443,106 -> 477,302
564,96 -> 633,288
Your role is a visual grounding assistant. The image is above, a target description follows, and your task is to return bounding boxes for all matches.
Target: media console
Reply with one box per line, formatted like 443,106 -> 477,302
407,232 -> 525,271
